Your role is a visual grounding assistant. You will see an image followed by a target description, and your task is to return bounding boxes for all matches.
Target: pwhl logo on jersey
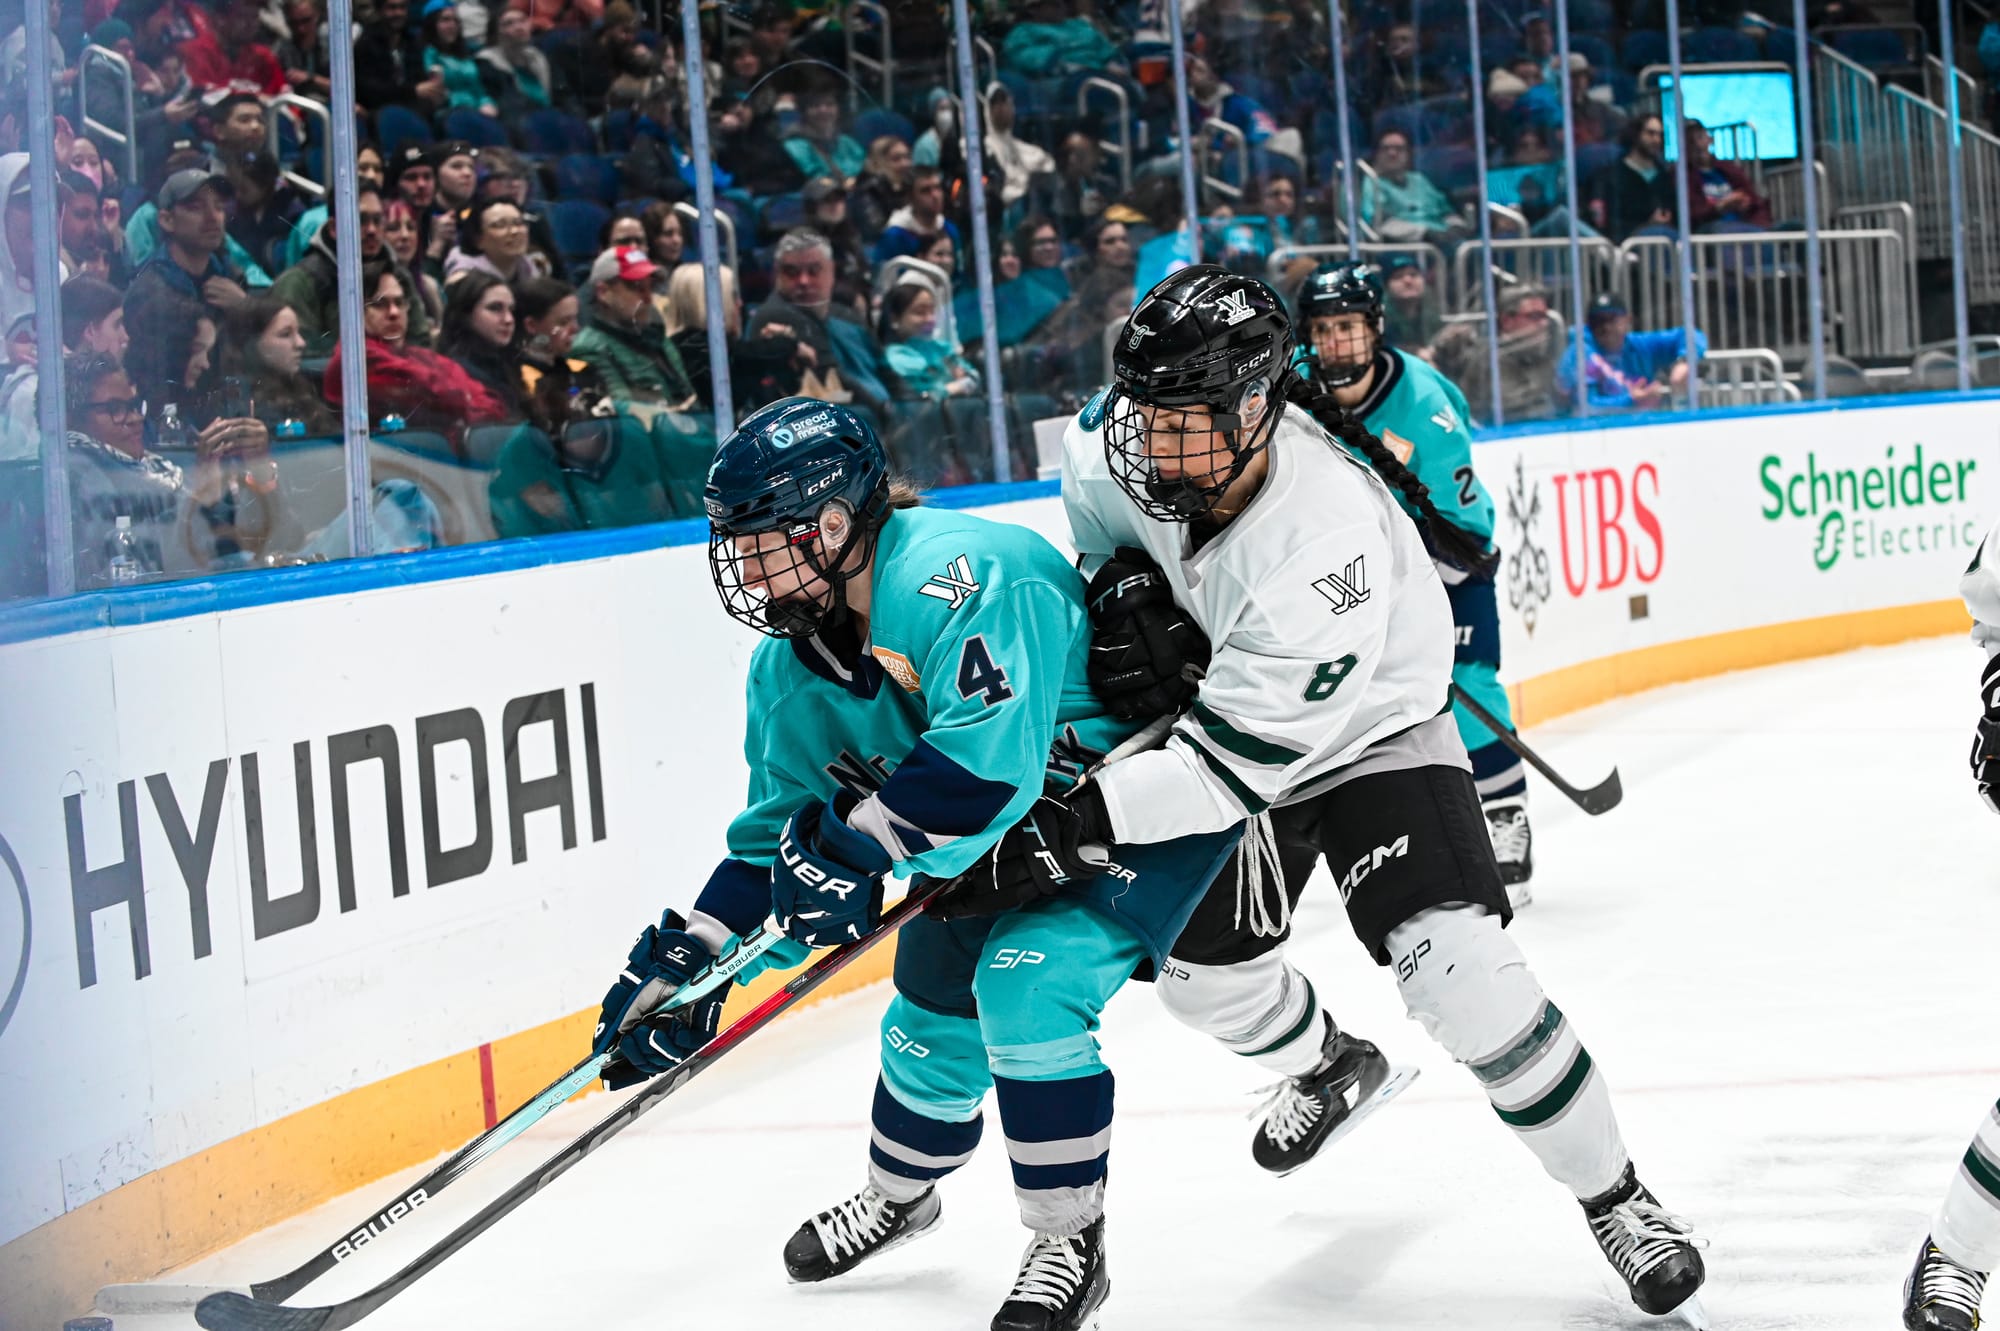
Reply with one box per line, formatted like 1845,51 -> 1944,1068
1312,558 -> 1370,614
1758,444 -> 1982,572
918,555 -> 980,610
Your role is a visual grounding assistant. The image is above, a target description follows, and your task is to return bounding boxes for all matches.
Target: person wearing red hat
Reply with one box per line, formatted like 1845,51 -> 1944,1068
569,245 -> 698,409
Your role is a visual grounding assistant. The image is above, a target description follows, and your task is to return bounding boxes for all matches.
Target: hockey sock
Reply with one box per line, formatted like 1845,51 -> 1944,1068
1469,739 -> 1527,803
1389,906 -> 1629,1199
867,1077 -> 984,1204
1934,1095 -> 2000,1273
992,1070 -> 1115,1235
1156,950 -> 1330,1077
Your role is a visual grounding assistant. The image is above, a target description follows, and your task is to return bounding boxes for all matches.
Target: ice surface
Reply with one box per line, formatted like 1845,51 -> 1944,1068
126,636 -> 2000,1330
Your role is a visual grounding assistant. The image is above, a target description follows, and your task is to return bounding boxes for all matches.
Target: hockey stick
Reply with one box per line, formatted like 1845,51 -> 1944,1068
1449,684 -> 1623,815
193,716 -> 1173,1331
194,882 -> 942,1331
205,920 -> 792,1308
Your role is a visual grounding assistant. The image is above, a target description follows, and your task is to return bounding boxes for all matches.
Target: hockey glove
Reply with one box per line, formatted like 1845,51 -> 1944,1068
772,797 -> 891,947
593,912 -> 723,1089
931,784 -> 1115,920
1085,548 -> 1211,721
1974,654 -> 2000,815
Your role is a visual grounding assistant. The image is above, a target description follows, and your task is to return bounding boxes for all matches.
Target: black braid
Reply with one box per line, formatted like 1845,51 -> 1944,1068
1282,375 -> 1500,578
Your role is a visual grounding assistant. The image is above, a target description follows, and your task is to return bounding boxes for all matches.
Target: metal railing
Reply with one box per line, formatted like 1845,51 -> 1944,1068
1199,116 -> 1248,204
1621,226 -> 1915,361
1699,348 -> 1803,403
1268,241 -> 1450,301
1077,77 -> 1134,195
77,44 -> 137,185
1451,236 -> 1618,315
268,93 -> 332,199
674,200 -> 738,276
844,0 -> 892,111
1882,84 -> 2000,301
1765,158 -> 1832,222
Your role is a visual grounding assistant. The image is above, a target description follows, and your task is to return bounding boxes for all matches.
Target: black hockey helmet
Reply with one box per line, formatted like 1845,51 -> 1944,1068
705,396 -> 892,638
1297,261 -> 1385,388
1104,265 -> 1293,522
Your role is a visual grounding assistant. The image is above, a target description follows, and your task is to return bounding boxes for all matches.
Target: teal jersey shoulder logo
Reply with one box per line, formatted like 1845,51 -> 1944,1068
1078,388 -> 1110,431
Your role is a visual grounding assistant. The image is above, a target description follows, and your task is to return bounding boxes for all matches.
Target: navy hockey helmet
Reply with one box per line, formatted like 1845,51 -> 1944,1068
1297,261 -> 1385,388
705,397 -> 892,638
1105,265 -> 1293,522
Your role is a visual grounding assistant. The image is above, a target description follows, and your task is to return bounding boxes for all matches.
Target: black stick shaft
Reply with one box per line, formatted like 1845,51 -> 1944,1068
1449,683 -> 1623,815
195,883 -> 943,1331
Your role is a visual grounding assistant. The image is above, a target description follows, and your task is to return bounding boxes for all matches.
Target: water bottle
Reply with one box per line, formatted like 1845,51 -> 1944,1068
156,402 -> 189,451
377,412 -> 407,435
276,417 -> 306,440
108,514 -> 141,585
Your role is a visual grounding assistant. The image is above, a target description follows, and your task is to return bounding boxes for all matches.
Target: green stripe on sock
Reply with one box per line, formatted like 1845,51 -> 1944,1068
1185,734 -> 1272,814
1468,1001 -> 1564,1086
1963,1142 -> 2000,1206
1188,701 -> 1304,767
1494,1049 -> 1595,1128
1244,986 -> 1320,1058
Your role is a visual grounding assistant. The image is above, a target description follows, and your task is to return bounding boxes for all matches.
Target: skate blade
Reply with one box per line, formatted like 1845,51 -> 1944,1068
1275,1065 -> 1421,1177
1667,1293 -> 1710,1330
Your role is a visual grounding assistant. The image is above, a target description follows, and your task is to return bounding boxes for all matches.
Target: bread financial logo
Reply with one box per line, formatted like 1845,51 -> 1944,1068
1312,557 -> 1370,614
0,831 -> 27,1041
1502,455 -> 1553,636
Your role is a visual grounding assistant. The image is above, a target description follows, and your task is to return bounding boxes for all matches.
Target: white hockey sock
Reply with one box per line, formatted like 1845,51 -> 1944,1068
1934,1095 -> 2000,1273
1389,906 -> 1629,1199
1155,950 -> 1328,1078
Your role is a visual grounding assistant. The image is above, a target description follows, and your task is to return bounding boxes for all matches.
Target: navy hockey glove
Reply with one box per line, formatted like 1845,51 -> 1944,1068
592,912 -> 724,1089
772,798 -> 891,947
932,785 -> 1115,920
1974,654 -> 2000,814
1086,548 -> 1210,721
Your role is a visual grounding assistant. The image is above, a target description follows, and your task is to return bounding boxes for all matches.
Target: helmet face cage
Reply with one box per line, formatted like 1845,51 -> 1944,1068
709,497 -> 879,639
1301,264 -> 1385,389
1102,375 -> 1284,523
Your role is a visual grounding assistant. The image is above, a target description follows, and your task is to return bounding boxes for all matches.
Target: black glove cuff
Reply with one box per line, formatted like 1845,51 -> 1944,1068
1066,778 -> 1114,848
1981,653 -> 2000,716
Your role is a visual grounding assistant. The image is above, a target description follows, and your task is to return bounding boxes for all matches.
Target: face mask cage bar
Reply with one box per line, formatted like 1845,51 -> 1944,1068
1101,382 -> 1283,523
1307,314 -> 1380,388
708,500 -> 873,638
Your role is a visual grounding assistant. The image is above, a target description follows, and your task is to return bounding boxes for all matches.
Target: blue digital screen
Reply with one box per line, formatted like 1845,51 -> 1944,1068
1657,69 -> 1801,160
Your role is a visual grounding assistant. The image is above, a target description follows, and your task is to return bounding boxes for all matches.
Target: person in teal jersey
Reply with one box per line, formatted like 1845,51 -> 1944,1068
1294,262 -> 1535,901
588,398 -> 1237,1331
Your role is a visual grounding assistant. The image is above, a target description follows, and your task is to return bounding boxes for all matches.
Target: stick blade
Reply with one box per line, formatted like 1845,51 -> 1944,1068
1572,767 -> 1623,815
96,1282 -> 249,1315
196,1290 -> 337,1331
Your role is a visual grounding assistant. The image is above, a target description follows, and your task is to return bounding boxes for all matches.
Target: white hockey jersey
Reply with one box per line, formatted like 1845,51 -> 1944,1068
1966,512 -> 2000,657
1062,397 -> 1461,844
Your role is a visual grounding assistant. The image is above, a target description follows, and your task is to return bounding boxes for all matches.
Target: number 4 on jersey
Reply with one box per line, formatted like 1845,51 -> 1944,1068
957,635 -> 1014,706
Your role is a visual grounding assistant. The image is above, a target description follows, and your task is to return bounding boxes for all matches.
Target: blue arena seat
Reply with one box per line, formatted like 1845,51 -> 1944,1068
554,153 -> 621,206
1685,26 -> 1760,63
519,109 -> 597,157
545,198 -> 611,265
851,107 -> 916,146
442,108 -> 511,148
374,104 -> 434,152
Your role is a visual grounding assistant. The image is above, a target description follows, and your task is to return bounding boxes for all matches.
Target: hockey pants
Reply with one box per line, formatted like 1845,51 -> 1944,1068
1446,577 -> 1526,802
1933,1093 -> 2000,1272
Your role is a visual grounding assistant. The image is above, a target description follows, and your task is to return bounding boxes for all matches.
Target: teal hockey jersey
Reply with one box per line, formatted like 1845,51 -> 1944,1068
719,505 -> 1133,896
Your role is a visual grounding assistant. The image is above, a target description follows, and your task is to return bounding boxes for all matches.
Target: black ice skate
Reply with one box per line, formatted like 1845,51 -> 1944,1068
1903,1235 -> 1988,1330
1581,1164 -> 1707,1323
991,1217 -> 1108,1331
782,1183 -> 940,1283
1483,795 -> 1533,905
1250,1019 -> 1418,1176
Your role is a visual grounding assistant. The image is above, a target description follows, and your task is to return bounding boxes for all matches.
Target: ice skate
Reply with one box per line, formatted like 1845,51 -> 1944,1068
991,1218 -> 1108,1331
1581,1164 -> 1706,1322
1904,1235 -> 1988,1330
1250,1019 -> 1418,1176
782,1183 -> 940,1283
1483,795 -> 1533,907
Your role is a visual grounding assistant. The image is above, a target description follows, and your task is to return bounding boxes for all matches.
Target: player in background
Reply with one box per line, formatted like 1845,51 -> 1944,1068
590,399 -> 1238,1331
1295,262 -> 1534,901
1030,267 -> 1705,1320
1902,513 -> 2000,1331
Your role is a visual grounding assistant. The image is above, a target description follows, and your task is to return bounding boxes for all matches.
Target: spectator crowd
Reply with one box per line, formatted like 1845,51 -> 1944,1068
0,0 -> 1960,593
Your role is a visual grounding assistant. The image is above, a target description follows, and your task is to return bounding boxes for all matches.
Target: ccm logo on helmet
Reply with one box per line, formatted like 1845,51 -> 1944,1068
805,466 -> 846,497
